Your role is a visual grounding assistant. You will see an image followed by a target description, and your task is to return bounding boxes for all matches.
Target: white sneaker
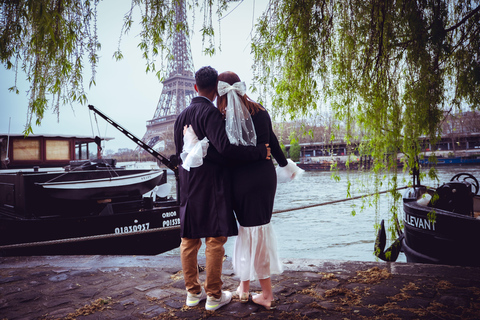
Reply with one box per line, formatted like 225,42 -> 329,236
186,287 -> 207,307
205,291 -> 232,311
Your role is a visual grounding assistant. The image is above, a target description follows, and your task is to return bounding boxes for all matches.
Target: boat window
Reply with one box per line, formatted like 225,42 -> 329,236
46,140 -> 70,160
75,142 -> 94,160
12,139 -> 40,160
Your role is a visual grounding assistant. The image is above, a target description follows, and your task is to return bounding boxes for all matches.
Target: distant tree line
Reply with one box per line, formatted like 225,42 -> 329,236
103,148 -> 151,162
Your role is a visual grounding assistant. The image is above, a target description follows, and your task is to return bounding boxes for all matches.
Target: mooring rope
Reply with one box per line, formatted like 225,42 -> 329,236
0,225 -> 181,251
272,186 -> 408,214
1,187 -> 408,251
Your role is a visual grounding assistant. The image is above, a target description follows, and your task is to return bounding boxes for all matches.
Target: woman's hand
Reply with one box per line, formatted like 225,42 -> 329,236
183,125 -> 190,135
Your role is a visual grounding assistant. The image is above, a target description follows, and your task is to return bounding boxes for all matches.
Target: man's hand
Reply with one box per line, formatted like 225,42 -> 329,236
265,144 -> 271,160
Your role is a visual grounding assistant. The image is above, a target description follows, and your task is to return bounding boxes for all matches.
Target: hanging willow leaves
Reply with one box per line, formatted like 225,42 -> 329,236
0,0 -> 230,133
252,0 -> 480,238
1,0 -> 479,237
0,0 -> 101,133
254,0 -> 479,162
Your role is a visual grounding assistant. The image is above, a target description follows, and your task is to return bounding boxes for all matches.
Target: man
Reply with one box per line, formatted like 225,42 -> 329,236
173,66 -> 270,311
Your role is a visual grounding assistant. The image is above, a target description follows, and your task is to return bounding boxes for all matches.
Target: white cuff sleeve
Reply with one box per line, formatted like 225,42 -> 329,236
276,159 -> 305,183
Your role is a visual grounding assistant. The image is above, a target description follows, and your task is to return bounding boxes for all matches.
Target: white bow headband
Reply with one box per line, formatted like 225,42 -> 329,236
217,81 -> 257,146
217,81 -> 246,97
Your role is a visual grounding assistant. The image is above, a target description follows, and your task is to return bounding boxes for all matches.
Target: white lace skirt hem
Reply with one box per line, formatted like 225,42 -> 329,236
233,223 -> 283,281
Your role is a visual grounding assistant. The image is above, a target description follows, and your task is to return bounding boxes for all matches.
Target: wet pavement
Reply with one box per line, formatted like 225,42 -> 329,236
1,255 -> 479,319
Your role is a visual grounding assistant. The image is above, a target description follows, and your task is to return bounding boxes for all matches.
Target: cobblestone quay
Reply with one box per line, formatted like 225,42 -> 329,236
1,255 -> 479,319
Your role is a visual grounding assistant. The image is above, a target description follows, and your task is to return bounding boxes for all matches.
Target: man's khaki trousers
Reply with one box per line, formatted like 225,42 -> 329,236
180,236 -> 227,299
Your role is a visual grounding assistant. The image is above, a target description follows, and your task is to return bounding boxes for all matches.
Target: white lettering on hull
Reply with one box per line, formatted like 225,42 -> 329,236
162,211 -> 177,218
404,212 -> 436,231
115,222 -> 150,234
163,218 -> 180,227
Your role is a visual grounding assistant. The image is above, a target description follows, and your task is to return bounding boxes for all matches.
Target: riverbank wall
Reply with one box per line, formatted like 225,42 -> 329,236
1,255 -> 479,319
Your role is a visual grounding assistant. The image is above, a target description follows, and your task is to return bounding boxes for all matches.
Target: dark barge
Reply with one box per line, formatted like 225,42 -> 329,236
0,107 -> 181,256
376,172 -> 480,267
401,173 -> 480,267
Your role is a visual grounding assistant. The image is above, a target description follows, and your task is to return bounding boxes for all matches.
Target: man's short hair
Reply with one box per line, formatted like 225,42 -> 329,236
195,66 -> 218,91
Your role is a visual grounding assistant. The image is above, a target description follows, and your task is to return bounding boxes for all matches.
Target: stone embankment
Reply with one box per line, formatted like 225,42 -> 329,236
1,255 -> 479,319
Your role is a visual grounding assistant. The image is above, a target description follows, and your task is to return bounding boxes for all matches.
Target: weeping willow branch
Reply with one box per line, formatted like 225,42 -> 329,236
1,0 -> 101,133
251,0 -> 480,238
0,0 -> 232,133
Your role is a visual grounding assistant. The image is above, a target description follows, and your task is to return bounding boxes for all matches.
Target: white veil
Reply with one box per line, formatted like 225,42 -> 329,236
217,81 -> 257,146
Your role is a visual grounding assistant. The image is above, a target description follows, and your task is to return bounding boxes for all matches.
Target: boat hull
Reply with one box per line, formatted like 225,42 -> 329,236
419,156 -> 480,166
297,163 -> 333,171
0,167 -> 181,256
402,198 -> 480,267
0,169 -> 167,217
0,203 -> 181,256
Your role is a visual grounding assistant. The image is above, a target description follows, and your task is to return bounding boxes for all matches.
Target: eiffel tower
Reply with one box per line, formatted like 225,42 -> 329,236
141,0 -> 196,154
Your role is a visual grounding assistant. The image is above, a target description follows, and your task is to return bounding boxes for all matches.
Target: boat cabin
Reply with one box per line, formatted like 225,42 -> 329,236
0,134 -> 111,169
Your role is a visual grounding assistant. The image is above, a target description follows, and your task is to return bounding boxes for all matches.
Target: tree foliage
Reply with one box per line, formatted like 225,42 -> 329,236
0,0 -> 229,133
289,140 -> 301,162
251,0 -> 479,238
1,0 -> 100,133
253,0 -> 479,165
3,0 -> 478,150
2,0 -> 480,236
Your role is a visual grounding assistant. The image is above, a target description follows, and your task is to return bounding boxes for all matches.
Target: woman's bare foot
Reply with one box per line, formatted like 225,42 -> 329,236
236,286 -> 249,303
252,293 -> 276,310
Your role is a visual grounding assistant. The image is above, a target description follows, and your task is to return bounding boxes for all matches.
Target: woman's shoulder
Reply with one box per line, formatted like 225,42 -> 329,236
253,106 -> 271,120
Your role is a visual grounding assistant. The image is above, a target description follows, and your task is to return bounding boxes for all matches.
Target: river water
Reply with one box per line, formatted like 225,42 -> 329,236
267,165 -> 480,262
133,162 -> 480,262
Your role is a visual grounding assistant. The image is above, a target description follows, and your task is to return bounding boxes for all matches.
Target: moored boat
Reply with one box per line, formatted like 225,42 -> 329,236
418,154 -> 480,166
0,174 -> 180,256
297,160 -> 334,171
401,173 -> 480,267
376,172 -> 480,267
36,166 -> 164,200
0,109 -> 181,256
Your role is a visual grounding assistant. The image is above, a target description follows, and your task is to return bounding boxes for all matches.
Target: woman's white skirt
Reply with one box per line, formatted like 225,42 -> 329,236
233,223 -> 283,281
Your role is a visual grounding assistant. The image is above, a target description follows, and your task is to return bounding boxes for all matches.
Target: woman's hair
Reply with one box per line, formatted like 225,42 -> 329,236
217,71 -> 264,116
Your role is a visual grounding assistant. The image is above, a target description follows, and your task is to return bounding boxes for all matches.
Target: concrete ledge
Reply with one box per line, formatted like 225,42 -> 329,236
1,255 -> 479,319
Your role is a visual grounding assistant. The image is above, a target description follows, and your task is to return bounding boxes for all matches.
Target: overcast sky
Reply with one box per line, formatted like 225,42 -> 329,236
0,0 -> 269,153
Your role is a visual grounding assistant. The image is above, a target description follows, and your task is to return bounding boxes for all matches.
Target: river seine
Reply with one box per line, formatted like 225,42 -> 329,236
156,163 -> 480,263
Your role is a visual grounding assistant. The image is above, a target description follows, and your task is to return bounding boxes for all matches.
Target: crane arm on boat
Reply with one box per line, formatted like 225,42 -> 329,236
88,105 -> 178,175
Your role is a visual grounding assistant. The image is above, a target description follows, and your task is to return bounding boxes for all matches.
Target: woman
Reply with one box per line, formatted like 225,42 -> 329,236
216,71 -> 299,310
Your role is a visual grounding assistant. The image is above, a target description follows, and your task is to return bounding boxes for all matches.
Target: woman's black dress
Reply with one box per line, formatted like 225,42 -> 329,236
231,107 -> 288,281
232,108 -> 288,227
